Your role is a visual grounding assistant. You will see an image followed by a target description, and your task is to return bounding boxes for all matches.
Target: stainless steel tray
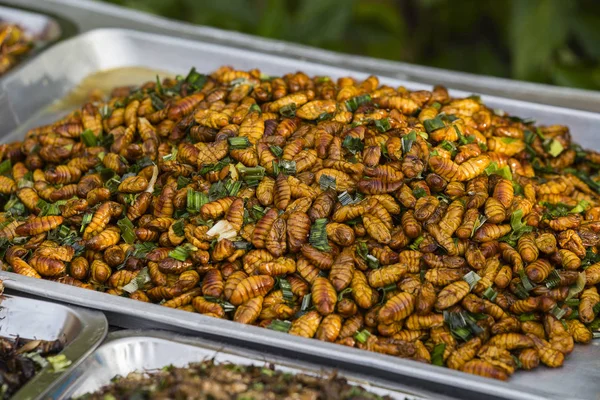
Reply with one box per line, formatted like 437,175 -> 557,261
0,4 -> 66,79
45,330 -> 438,400
0,293 -> 108,400
1,27 -> 600,400
1,28 -> 600,145
2,0 -> 600,113
4,276 -> 598,400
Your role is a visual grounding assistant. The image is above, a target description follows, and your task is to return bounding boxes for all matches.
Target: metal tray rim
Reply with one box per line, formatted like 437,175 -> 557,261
1,293 -> 108,400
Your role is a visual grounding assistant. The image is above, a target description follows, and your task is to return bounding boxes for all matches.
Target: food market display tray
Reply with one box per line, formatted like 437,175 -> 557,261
0,4 -> 69,80
0,293 -> 108,399
0,27 -> 600,400
44,330 -> 437,400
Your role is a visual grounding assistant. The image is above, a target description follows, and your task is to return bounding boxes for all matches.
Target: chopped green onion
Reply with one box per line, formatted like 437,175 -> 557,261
518,270 -> 534,292
99,104 -> 112,119
80,129 -> 97,147
300,294 -> 311,311
267,319 -> 291,333
162,147 -> 178,161
463,271 -> 481,290
431,343 -> 446,366
309,218 -> 331,252
279,160 -> 296,176
316,112 -> 333,122
228,136 -> 251,150
342,136 -> 364,155
279,103 -> 296,117
366,254 -> 380,269
337,287 -> 353,302
593,302 -> 600,315
36,199 -> 63,216
546,139 -> 564,157
278,278 -> 294,303
564,298 -> 580,308
338,191 -> 354,206
150,92 -> 165,110
545,270 -> 561,289
0,159 -> 11,175
249,104 -> 262,113
169,245 -> 190,261
570,200 -> 590,214
409,236 -> 424,250
550,305 -> 567,320
354,329 -> 372,344
177,175 -> 191,189
356,241 -> 368,260
237,165 -> 266,182
423,116 -> 445,133
514,283 -> 530,299
185,67 -> 208,91
374,118 -> 391,132
412,187 -> 427,199
518,313 -> 536,322
451,327 -> 472,341
132,242 -> 157,258
439,140 -> 457,154
187,189 -> 208,213
225,180 -> 242,197
105,176 -> 121,193
117,217 -> 136,244
484,161 -> 513,181
588,318 -> 600,331
81,213 -> 93,233
482,287 -> 498,302
123,266 -> 150,294
233,241 -> 252,250
345,94 -> 371,112
566,272 -> 586,301
401,131 -> 417,153
46,354 -> 72,372
172,219 -> 185,237
269,145 -> 283,158
155,75 -> 163,95
319,174 -> 336,191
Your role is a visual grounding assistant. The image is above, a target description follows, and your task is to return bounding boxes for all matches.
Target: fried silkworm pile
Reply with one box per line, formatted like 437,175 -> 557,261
0,335 -> 65,399
76,360 -> 392,400
1,66 -> 600,381
0,24 -> 33,76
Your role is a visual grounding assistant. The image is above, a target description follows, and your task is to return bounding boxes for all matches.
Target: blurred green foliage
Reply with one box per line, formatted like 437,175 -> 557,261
103,0 -> 600,90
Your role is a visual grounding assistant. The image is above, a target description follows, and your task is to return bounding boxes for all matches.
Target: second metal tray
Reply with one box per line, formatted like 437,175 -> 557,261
0,293 -> 108,400
45,330 -> 438,400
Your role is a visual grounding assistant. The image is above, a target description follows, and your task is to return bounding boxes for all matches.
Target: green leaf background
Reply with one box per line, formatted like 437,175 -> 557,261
102,0 -> 600,90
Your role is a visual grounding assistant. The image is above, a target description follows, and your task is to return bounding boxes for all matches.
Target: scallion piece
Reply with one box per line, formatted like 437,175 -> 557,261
237,165 -> 266,182
132,242 -> 157,258
169,245 -> 190,261
279,103 -> 296,117
105,176 -> 121,193
366,254 -> 379,269
269,145 -> 283,158
0,159 -> 11,175
150,92 -> 165,110
423,116 -> 445,133
81,213 -> 93,233
412,187 -> 427,199
514,283 -> 530,299
354,329 -> 371,344
278,278 -> 294,304
249,104 -> 262,113
172,219 -> 185,237
593,302 -> 600,315
81,129 -> 97,147
518,270 -> 534,291
228,136 -> 251,150
117,217 -> 136,244
279,160 -> 297,176
342,136 -> 364,155
300,294 -> 311,311
99,104 -> 112,119
319,174 -> 336,191
345,94 -> 371,112
233,241 -> 252,250
451,327 -> 472,341
544,270 -> 561,289
356,241 -> 368,260
463,271 -> 481,290
401,131 -> 417,153
431,343 -> 446,366
570,200 -> 590,214
374,118 -> 391,132
550,305 -> 567,320
267,320 -> 291,333
338,191 -> 354,206
337,287 -> 353,302
482,287 -> 498,302
177,176 -> 190,190
187,189 -> 208,214
123,266 -> 151,294
409,236 -> 424,250
518,313 -> 536,322
565,298 -> 580,308
309,218 -> 331,252
316,112 -> 333,122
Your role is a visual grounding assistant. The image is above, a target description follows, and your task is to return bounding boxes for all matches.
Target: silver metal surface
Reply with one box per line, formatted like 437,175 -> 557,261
45,330 -> 438,400
0,293 -> 108,400
1,28 -> 600,146
0,4 -> 64,79
0,27 -> 599,399
3,274 -> 599,400
2,0 -> 600,112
